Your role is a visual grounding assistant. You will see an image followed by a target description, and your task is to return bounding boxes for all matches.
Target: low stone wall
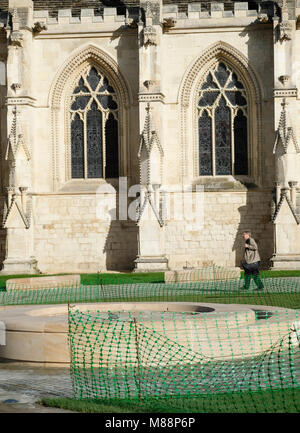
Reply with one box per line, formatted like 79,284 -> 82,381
165,265 -> 241,283
6,275 -> 81,291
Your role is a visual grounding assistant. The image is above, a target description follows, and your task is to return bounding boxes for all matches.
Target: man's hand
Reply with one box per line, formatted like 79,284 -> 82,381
245,244 -> 249,248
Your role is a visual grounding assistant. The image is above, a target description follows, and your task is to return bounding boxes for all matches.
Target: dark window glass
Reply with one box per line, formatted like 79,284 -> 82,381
201,72 -> 218,89
71,96 -> 90,111
97,95 -> 118,110
234,110 -> 248,175
215,63 -> 230,87
74,77 -> 89,94
227,72 -> 244,89
105,113 -> 119,178
99,77 -> 115,93
199,91 -> 219,107
86,67 -> 101,91
87,101 -> 103,178
71,114 -> 84,178
215,97 -> 231,175
199,111 -> 212,176
225,91 -> 247,106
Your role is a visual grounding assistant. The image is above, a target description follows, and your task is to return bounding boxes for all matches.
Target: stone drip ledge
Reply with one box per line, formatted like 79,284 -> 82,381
31,2 -> 275,27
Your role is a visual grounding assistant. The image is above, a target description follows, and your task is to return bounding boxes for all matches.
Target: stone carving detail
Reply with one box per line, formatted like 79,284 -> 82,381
279,75 -> 290,86
138,103 -> 164,226
32,21 -> 48,34
138,103 -> 163,183
3,106 -> 31,229
278,0 -> 293,42
271,185 -> 300,224
143,25 -> 158,46
273,99 -> 299,154
163,17 -> 176,30
2,188 -> 31,229
6,106 -> 31,164
9,8 -> 23,47
11,83 -> 21,93
141,0 -> 161,46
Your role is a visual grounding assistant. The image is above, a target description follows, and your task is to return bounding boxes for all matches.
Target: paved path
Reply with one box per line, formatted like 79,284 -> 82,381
0,362 -> 74,413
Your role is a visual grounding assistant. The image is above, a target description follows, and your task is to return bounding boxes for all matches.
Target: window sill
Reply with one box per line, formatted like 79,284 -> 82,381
58,179 -> 119,193
191,176 -> 258,191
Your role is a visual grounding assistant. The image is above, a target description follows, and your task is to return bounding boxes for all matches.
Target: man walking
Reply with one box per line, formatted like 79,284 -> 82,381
242,231 -> 264,290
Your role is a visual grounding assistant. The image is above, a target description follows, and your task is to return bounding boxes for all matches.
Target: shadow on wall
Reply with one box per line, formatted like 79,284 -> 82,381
232,189 -> 274,269
231,15 -> 275,270
102,199 -> 139,272
101,5 -> 140,271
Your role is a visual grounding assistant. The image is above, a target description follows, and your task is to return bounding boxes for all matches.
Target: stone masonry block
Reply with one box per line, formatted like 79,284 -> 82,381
188,3 -> 201,12
211,3 -> 224,11
234,2 -> 248,10
80,8 -> 94,23
58,9 -> 71,25
234,2 -> 248,17
33,10 -> 49,19
163,5 -> 178,13
104,7 -> 117,21
188,11 -> 200,19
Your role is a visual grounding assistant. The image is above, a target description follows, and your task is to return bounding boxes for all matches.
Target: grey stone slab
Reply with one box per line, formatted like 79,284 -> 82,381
234,2 -> 249,10
188,3 -> 201,12
163,5 -> 178,13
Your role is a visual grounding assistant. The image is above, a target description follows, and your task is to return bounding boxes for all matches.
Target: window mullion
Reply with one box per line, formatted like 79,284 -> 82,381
84,109 -> 88,179
231,108 -> 235,176
212,110 -> 216,176
103,109 -> 106,179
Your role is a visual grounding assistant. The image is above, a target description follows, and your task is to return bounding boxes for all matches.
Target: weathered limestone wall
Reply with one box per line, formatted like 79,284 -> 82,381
165,191 -> 273,270
0,1 -> 281,272
33,190 -> 273,272
33,194 -> 139,272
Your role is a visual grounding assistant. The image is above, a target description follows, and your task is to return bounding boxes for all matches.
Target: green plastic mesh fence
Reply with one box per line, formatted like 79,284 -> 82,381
0,277 -> 299,309
68,306 -> 300,412
1,265 -> 299,412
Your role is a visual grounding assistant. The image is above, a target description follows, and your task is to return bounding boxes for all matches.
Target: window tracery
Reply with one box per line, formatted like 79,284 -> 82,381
198,62 -> 248,176
70,66 -> 119,179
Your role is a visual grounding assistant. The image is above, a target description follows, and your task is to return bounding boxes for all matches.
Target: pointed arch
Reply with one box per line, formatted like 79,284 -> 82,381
48,44 -> 132,189
49,43 -> 132,109
179,41 -> 264,184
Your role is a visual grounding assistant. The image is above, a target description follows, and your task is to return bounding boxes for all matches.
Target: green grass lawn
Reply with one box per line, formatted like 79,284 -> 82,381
40,388 -> 300,413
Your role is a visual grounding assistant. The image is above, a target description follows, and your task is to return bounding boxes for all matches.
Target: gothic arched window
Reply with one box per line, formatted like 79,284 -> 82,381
198,62 -> 248,176
70,66 -> 119,179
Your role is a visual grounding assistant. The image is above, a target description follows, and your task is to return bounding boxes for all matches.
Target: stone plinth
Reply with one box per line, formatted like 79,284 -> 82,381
270,255 -> 300,270
134,255 -> 169,272
0,302 -> 297,365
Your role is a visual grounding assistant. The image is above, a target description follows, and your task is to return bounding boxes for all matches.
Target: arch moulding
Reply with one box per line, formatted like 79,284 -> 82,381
48,44 -> 132,190
178,41 -> 264,185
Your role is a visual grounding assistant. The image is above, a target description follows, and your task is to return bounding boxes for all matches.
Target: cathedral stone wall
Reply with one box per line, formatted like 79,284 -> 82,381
1,0 -> 300,273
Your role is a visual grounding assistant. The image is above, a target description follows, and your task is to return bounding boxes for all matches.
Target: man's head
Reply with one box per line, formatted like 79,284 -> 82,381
243,231 -> 251,241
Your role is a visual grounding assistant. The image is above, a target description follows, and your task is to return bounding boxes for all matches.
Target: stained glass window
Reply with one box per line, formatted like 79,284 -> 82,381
71,114 -> 84,179
70,66 -> 119,179
199,111 -> 212,176
197,62 -> 248,176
